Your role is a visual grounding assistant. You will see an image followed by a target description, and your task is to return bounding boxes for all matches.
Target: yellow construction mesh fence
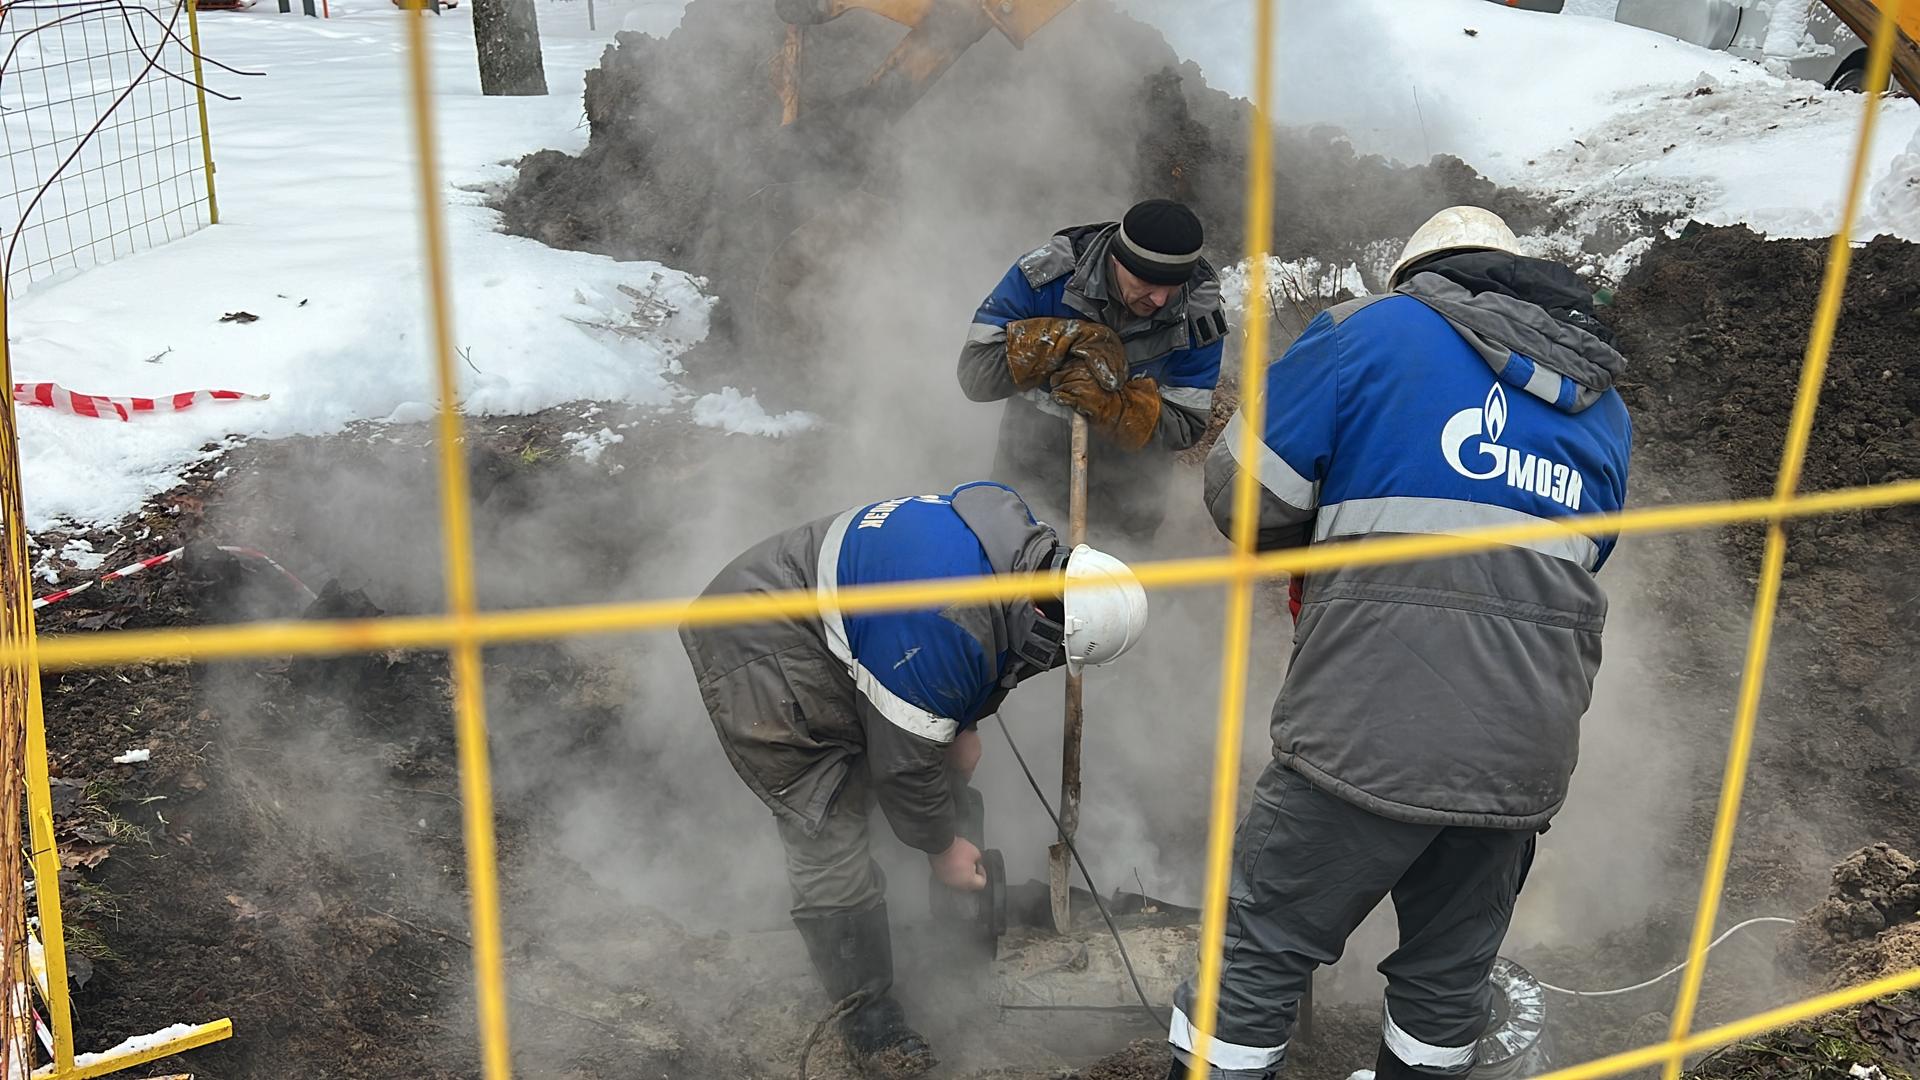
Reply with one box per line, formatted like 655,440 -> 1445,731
3,2 -> 1920,1080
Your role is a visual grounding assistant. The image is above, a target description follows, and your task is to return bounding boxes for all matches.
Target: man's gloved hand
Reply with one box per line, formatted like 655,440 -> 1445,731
931,835 -> 987,891
1052,368 -> 1162,451
1005,318 -> 1124,391
1059,329 -> 1127,393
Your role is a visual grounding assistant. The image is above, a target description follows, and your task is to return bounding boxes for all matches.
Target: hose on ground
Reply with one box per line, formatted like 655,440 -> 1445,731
1536,916 -> 1798,997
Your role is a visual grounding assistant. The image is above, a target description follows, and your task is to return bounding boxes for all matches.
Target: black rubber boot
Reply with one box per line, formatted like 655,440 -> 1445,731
792,904 -> 936,1077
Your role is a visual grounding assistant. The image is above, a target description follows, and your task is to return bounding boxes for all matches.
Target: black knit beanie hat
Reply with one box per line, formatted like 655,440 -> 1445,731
1112,199 -> 1204,286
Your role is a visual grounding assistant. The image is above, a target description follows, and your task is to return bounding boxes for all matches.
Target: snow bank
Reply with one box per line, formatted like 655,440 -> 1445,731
1760,0 -> 1822,66
1114,0 -> 1768,178
1116,0 -> 1920,249
2,0 -> 748,532
690,388 -> 819,438
1868,127 -> 1920,240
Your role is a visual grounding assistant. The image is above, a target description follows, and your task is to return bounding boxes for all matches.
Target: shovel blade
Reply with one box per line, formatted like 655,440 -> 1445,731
1047,841 -> 1072,934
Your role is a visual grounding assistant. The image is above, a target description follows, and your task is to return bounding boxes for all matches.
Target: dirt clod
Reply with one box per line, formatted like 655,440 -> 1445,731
1784,846 -> 1920,991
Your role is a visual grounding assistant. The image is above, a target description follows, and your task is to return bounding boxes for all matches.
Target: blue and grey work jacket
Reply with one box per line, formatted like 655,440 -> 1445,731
1208,255 -> 1633,830
681,483 -> 1060,855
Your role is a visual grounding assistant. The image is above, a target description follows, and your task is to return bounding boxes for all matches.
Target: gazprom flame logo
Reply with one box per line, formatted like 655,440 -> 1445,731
1441,383 -> 1509,481
1440,382 -> 1587,510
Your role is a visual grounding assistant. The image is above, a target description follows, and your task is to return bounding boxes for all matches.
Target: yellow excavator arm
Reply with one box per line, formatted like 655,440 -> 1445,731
1819,0 -> 1920,97
771,0 -> 1078,127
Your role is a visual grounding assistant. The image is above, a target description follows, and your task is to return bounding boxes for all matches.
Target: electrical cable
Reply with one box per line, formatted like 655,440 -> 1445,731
1535,917 -> 1797,998
993,714 -> 1169,1029
794,988 -> 870,1080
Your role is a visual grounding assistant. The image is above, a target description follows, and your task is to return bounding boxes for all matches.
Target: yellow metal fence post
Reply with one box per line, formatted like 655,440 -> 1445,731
23,674 -> 75,1072
0,286 -> 75,1072
400,5 -> 514,1078
185,0 -> 220,225
1184,2 -> 1276,1077
1659,4 -> 1904,1078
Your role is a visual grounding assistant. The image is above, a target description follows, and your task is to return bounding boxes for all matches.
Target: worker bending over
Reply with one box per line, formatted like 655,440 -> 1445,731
959,199 -> 1228,540
1170,207 -> 1633,1080
681,481 -> 1148,1076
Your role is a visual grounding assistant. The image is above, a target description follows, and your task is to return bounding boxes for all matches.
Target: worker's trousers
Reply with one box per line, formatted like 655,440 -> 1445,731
774,761 -> 984,921
1170,760 -> 1535,1079
777,761 -> 889,920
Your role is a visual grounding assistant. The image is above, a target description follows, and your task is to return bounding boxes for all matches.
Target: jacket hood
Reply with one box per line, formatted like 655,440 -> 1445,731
1396,252 -> 1626,414
949,482 -> 1056,576
947,481 -> 1062,680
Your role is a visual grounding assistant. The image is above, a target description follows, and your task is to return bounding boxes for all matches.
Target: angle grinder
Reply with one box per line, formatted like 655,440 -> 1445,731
929,784 -> 1010,955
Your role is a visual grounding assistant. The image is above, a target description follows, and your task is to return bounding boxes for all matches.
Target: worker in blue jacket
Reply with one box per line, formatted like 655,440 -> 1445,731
1169,207 -> 1632,1080
959,200 -> 1228,538
681,481 -> 1148,1076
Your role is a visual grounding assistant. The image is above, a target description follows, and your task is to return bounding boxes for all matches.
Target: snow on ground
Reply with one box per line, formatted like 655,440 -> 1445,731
1116,0 -> 1920,249
14,0 -> 1920,532
1,0 -> 731,532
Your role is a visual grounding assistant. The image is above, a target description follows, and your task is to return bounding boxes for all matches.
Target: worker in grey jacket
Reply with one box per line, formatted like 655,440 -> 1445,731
682,481 -> 1148,1076
959,199 -> 1228,538
1168,208 -> 1633,1080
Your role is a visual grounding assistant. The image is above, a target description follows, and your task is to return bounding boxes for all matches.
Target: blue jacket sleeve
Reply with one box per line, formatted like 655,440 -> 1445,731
1203,311 -> 1340,548
959,264 -> 1050,402
1161,336 -> 1224,392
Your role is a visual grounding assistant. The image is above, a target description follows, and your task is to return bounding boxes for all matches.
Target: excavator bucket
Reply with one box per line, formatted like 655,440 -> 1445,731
773,0 -> 1075,127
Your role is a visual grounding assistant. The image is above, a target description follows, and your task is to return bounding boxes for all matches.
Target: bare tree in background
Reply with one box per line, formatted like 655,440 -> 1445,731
472,0 -> 547,97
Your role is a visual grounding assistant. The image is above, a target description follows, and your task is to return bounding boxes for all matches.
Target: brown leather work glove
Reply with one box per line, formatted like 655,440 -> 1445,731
1005,318 -> 1124,391
1051,368 -> 1161,451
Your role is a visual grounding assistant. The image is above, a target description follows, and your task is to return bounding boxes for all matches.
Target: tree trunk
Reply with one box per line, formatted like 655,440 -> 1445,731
471,0 -> 547,97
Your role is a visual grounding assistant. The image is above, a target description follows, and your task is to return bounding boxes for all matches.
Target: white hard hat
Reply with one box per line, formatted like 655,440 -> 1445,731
1062,544 -> 1148,671
1388,205 -> 1520,288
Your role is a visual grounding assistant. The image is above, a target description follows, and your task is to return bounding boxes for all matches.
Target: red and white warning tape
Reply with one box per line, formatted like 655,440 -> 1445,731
13,382 -> 267,422
34,545 -> 316,611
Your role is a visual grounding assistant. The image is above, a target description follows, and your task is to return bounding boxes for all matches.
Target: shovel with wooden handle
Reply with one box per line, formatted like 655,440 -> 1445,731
1048,412 -> 1090,935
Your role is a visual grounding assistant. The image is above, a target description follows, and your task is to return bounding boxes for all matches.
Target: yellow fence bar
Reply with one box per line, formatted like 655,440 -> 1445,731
399,4 -> 513,1077
185,0 -> 219,225
1535,959 -> 1920,1080
33,1020 -> 232,1080
21,631 -> 72,1070
1184,0 -> 1276,1075
2,238 -> 74,1072
1659,4 -> 1904,1078
16,477 -> 1920,673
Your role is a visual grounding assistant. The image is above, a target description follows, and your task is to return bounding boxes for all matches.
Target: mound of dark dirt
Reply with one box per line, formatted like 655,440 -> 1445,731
1604,224 -> 1920,897
495,0 -> 1551,344
1687,849 -> 1920,1080
1782,844 -> 1920,991
1411,226 -> 1920,1076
